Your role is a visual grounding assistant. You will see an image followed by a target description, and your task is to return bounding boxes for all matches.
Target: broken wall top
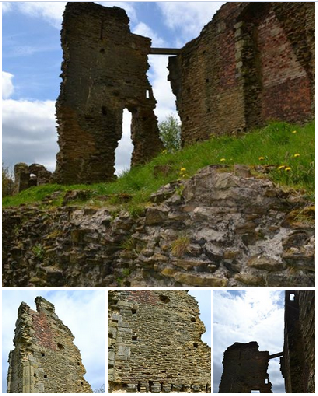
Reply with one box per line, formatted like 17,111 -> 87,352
7,297 -> 92,393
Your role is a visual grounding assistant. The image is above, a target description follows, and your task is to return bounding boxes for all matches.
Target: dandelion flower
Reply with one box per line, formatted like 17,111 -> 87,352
220,158 -> 226,162
292,130 -> 297,134
180,167 -> 186,172
278,165 -> 286,170
293,153 -> 300,158
285,167 -> 291,172
258,156 -> 265,161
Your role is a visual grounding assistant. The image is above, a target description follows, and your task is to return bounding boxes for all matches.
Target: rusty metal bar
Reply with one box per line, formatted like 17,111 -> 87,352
269,352 -> 284,359
150,48 -> 181,55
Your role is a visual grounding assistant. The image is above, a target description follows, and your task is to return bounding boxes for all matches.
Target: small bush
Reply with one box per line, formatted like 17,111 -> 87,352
158,114 -> 182,153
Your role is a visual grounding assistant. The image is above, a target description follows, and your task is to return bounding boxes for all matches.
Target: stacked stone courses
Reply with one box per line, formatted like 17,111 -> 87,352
169,2 -> 314,145
55,2 -> 162,184
281,290 -> 315,393
108,290 -> 211,392
7,297 -> 92,393
3,166 -> 314,287
219,342 -> 272,393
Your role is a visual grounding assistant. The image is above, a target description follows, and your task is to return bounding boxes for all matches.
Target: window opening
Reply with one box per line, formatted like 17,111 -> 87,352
159,294 -> 170,303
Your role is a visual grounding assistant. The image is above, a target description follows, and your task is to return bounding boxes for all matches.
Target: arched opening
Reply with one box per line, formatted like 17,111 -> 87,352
115,109 -> 133,176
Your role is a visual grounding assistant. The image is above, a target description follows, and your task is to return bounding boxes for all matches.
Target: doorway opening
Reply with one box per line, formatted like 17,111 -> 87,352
115,109 -> 133,176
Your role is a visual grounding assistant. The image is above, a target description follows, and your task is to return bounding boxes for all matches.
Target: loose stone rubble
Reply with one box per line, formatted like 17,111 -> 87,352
7,297 -> 92,393
108,290 -> 211,393
3,166 -> 314,287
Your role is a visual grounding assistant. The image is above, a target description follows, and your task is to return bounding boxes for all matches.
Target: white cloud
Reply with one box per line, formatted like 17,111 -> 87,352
115,109 -> 133,176
133,22 -> 166,47
17,2 -> 66,29
213,290 -> 285,393
2,71 -> 14,99
2,2 -> 12,13
2,98 -> 58,170
5,2 -> 137,30
98,1 -> 137,24
2,290 -> 105,393
148,55 -> 179,122
158,2 -> 224,44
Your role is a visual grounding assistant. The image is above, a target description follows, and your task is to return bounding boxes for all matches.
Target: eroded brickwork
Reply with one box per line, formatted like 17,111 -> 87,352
108,290 -> 211,392
55,2 -> 162,184
3,166 -> 314,287
14,163 -> 52,194
281,290 -> 315,393
219,342 -> 272,393
169,2 -> 314,145
7,297 -> 92,393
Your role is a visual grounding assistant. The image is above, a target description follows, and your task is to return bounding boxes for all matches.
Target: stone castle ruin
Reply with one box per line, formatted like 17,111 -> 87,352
219,290 -> 315,393
219,341 -> 274,393
55,2 -> 163,184
54,1 -> 314,183
11,1 -> 315,188
169,2 -> 314,145
7,297 -> 92,393
281,290 -> 315,393
108,290 -> 211,393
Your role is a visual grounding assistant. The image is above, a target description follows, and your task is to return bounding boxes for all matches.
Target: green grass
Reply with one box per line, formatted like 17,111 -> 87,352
3,121 -> 314,209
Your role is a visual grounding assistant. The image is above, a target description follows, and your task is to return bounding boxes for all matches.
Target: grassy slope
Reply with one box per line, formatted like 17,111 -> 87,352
3,121 -> 315,209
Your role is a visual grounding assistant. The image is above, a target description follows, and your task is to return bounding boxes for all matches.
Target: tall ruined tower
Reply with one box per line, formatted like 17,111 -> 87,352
108,290 -> 211,393
281,290 -> 315,393
7,297 -> 92,393
55,2 -> 162,184
219,342 -> 272,393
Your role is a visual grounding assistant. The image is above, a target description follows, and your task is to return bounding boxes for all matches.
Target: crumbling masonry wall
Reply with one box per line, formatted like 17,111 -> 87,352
7,297 -> 92,393
281,290 -> 315,393
108,290 -> 211,393
169,2 -> 314,145
14,163 -> 52,194
219,342 -> 272,393
55,2 -> 162,184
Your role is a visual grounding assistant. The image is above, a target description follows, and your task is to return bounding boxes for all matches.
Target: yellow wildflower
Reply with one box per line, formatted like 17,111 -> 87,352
258,156 -> 265,161
293,153 -> 300,158
278,165 -> 286,170
285,167 -> 291,172
292,130 -> 297,134
220,158 -> 226,162
180,167 -> 186,172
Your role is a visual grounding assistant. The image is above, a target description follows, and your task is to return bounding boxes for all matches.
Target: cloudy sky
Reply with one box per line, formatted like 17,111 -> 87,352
188,290 -> 211,347
2,1 -> 223,175
2,290 -> 105,392
213,290 -> 285,393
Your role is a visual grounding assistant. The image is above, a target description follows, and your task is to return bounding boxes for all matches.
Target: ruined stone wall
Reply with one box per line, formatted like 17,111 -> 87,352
7,297 -> 92,393
219,342 -> 272,393
3,166 -> 314,287
108,290 -> 211,393
281,290 -> 315,393
14,163 -> 52,194
169,2 -> 314,145
55,2 -> 162,184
